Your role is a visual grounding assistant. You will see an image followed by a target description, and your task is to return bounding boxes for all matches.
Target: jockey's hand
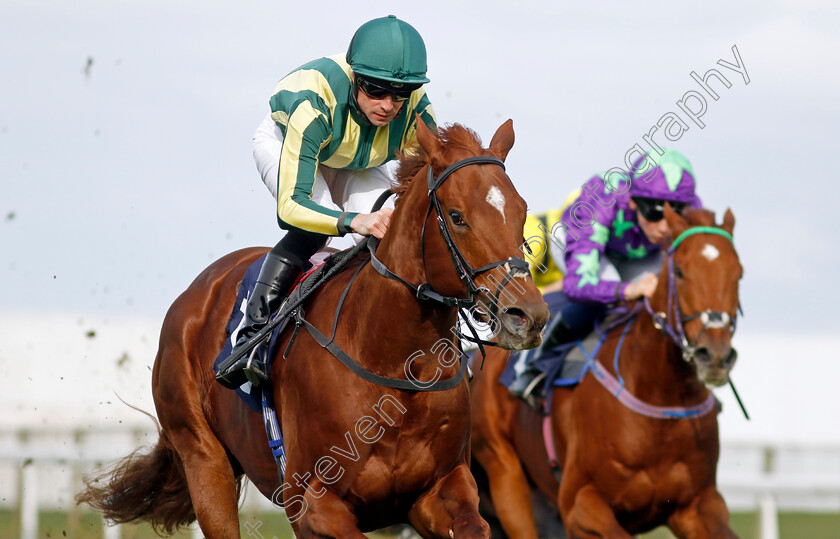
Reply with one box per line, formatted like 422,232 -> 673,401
350,208 -> 393,239
624,272 -> 658,300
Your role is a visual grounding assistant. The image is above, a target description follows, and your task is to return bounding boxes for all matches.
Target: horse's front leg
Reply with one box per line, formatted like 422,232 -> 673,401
561,483 -> 632,539
290,480 -> 366,539
408,462 -> 490,539
667,487 -> 738,539
472,438 -> 539,539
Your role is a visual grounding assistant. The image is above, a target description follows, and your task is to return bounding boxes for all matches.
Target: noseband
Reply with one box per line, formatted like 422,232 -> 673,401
644,226 -> 739,363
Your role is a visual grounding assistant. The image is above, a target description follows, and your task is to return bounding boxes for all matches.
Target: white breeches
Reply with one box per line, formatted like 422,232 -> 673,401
252,113 -> 396,244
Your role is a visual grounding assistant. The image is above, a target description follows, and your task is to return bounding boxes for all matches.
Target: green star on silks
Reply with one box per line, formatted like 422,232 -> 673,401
626,243 -> 647,258
574,248 -> 601,288
612,210 -> 633,239
590,222 -> 609,246
660,150 -> 695,192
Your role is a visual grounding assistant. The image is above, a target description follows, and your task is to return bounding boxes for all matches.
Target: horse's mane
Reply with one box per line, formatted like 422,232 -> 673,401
392,123 -> 484,204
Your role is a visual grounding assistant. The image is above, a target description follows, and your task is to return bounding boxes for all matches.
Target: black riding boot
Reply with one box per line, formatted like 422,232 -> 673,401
215,251 -> 302,388
216,231 -> 327,389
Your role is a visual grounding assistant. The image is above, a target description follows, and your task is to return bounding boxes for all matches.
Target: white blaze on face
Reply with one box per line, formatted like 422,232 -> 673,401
486,185 -> 506,223
702,243 -> 720,262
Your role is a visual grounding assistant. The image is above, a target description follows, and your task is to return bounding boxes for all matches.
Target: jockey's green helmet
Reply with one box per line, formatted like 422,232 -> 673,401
346,15 -> 430,87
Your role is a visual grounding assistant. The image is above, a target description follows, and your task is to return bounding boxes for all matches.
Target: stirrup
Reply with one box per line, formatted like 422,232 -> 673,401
215,334 -> 267,389
244,345 -> 271,386
522,371 -> 546,399
215,350 -> 252,389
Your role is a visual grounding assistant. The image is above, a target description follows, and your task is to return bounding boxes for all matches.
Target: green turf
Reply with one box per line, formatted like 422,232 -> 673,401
0,509 -> 837,538
640,511 -> 840,539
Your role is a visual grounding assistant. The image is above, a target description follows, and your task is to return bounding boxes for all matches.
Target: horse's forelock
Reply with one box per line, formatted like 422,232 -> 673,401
439,123 -> 484,155
683,207 -> 717,227
392,124 -> 484,204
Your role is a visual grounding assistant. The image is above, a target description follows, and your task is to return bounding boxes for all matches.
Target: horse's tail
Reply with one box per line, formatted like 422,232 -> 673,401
76,430 -> 200,535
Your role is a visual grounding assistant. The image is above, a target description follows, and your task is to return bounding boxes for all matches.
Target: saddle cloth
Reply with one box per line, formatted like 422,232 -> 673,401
499,335 -> 597,396
212,251 -> 332,411
499,295 -> 606,404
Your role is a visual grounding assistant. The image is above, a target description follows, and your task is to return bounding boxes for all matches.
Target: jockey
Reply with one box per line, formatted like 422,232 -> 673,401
509,148 -> 701,396
216,15 -> 436,389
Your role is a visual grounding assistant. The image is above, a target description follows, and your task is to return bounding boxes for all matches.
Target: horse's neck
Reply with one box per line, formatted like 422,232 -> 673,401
376,180 -> 431,286
348,184 -> 461,379
350,265 -> 460,381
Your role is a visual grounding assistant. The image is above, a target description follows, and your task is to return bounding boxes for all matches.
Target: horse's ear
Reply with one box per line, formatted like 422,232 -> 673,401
488,119 -> 515,162
664,203 -> 688,238
721,208 -> 735,235
415,114 -> 445,170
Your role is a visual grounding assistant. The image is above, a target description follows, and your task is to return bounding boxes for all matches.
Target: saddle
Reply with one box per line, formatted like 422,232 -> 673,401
212,245 -> 365,411
500,334 -> 601,409
500,306 -> 638,410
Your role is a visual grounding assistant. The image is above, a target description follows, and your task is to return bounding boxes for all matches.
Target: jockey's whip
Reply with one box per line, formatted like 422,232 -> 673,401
728,377 -> 749,420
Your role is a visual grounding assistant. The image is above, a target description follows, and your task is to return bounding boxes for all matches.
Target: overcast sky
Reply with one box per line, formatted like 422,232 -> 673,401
2,0 -> 838,337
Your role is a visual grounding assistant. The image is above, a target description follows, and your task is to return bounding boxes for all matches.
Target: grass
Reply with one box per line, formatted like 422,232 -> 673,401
640,511 -> 840,539
0,509 -> 837,538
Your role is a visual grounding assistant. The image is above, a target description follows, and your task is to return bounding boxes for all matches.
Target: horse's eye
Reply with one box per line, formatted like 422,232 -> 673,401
674,266 -> 684,279
449,210 -> 466,227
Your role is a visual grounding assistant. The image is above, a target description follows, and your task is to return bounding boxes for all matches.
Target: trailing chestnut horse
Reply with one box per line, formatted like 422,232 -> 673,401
77,119 -> 549,538
471,207 -> 742,538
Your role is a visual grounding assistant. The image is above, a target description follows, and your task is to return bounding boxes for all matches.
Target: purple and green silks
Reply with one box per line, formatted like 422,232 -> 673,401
629,148 -> 699,205
560,164 -> 701,304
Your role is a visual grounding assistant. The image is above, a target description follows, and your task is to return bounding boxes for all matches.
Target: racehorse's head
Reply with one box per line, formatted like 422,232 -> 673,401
655,206 -> 742,387
391,119 -> 549,350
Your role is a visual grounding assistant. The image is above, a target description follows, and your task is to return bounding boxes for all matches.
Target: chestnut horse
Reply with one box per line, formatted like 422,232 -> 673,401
471,207 -> 742,538
77,119 -> 549,538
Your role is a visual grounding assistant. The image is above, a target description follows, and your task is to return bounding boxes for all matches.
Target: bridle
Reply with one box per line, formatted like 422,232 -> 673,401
643,226 -> 740,363
368,156 -> 531,351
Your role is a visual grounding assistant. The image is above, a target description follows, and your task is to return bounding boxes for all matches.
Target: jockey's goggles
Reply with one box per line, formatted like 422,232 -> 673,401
633,197 -> 687,222
355,75 -> 418,102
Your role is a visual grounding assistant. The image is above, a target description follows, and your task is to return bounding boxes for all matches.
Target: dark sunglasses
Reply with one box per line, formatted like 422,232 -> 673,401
355,76 -> 416,102
633,197 -> 687,222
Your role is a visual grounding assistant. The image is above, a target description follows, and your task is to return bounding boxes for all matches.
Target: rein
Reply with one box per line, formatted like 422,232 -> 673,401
290,256 -> 469,392
589,315 -> 717,419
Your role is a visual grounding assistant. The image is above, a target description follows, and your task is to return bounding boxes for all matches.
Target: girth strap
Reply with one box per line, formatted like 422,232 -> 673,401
542,415 -> 563,485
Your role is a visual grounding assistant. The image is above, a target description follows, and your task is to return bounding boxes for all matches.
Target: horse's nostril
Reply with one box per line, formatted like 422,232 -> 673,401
724,348 -> 738,366
694,347 -> 711,364
502,308 -> 529,331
